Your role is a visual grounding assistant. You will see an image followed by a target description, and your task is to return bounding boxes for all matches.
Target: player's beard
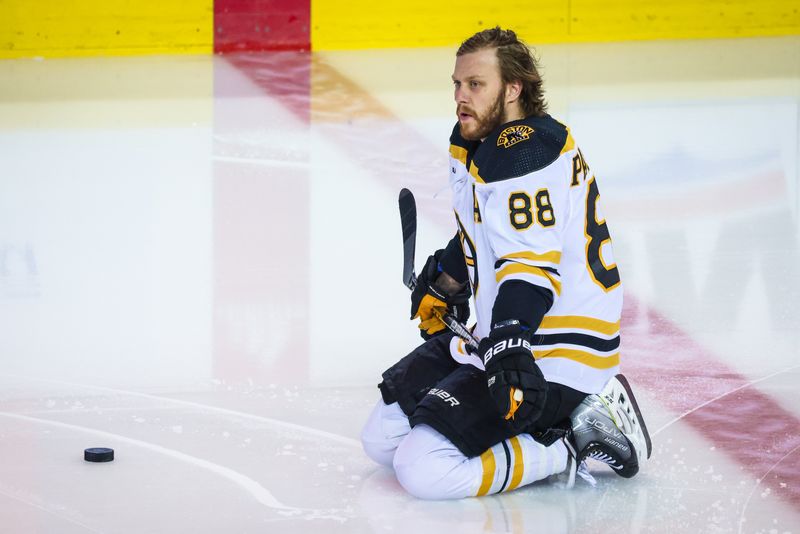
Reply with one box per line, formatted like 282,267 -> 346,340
458,88 -> 506,141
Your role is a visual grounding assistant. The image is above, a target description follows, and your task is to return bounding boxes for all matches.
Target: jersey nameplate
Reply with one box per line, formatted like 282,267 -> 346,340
497,125 -> 534,149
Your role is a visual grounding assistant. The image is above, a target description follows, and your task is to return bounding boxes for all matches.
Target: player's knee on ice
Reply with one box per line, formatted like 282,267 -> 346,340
360,400 -> 411,467
393,424 -> 476,500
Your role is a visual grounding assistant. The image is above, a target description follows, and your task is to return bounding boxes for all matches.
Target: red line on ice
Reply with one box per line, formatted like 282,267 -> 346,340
622,296 -> 800,509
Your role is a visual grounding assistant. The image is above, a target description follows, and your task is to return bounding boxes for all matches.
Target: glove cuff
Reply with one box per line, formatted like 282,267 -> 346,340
490,319 -> 528,339
480,321 -> 534,366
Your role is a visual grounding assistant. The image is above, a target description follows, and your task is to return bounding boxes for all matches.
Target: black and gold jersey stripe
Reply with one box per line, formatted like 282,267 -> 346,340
533,332 -> 620,352
533,314 -> 621,370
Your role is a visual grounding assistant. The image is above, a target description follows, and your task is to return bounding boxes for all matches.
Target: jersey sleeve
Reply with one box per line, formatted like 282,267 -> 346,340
438,232 -> 469,285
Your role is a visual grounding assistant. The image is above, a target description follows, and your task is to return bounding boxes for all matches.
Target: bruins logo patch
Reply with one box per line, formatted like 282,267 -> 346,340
497,125 -> 534,148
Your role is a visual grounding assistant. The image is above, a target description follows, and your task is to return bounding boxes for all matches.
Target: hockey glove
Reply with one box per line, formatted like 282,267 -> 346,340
410,250 -> 470,340
480,320 -> 547,428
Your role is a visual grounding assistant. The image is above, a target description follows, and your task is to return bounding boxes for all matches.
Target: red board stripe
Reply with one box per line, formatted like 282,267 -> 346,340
214,0 -> 310,53
212,51 -> 312,382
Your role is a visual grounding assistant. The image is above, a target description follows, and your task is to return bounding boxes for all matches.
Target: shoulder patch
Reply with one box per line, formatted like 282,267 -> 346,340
497,125 -> 534,149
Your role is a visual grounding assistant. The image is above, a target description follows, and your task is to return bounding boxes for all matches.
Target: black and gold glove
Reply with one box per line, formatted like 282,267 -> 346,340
480,320 -> 547,428
410,250 -> 470,339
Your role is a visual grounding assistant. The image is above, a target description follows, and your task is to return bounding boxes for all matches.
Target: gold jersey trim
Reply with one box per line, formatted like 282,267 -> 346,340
560,129 -> 576,155
538,315 -> 620,336
534,348 -> 620,369
449,144 -> 468,166
468,160 -> 485,184
495,262 -> 562,296
500,250 -> 562,265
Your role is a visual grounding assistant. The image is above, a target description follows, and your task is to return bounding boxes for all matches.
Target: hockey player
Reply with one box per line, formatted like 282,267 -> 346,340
361,27 -> 651,499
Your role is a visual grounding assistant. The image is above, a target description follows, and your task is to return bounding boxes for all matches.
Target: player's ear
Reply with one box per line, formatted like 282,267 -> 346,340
505,80 -> 522,103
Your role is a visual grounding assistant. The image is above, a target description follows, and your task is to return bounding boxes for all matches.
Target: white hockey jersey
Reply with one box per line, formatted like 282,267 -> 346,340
448,116 -> 622,394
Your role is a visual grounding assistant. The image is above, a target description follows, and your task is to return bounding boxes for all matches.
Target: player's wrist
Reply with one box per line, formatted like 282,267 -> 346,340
433,271 -> 468,297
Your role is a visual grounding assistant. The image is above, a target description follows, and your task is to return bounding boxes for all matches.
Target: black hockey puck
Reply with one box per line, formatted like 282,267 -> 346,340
84,447 -> 114,462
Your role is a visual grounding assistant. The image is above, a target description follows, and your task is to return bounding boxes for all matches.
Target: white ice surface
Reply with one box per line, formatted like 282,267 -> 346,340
1,37 -> 799,532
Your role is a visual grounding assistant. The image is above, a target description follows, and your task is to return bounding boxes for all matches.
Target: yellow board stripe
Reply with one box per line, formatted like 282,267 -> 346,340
477,448 -> 496,496
0,0 -> 213,59
496,263 -> 562,296
534,348 -> 621,369
539,315 -> 620,336
468,161 -> 485,184
560,129 -> 576,155
449,144 -> 468,166
312,0 -> 800,51
501,250 -> 562,265
506,437 -> 525,491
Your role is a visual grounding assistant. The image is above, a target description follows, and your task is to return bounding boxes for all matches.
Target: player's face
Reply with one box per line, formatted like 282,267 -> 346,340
453,48 -> 507,141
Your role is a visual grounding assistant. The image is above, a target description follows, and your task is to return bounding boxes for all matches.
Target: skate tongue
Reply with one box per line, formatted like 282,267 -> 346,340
576,462 -> 597,488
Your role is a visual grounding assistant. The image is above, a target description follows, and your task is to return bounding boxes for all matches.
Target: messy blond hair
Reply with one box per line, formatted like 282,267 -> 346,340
457,27 -> 548,117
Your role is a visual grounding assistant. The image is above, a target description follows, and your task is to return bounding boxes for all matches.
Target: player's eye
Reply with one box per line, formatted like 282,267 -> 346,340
470,81 -> 480,88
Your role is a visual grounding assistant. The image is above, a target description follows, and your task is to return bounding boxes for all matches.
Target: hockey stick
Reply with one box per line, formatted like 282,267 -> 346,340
398,189 -> 524,412
399,187 -> 418,291
398,188 -> 479,354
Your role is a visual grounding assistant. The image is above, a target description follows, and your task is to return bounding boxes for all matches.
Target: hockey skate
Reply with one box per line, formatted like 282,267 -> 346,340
568,374 -> 652,479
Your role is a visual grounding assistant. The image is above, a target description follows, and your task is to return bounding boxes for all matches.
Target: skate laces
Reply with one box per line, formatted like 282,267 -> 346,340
576,461 -> 597,487
587,450 -> 616,465
557,437 -> 597,489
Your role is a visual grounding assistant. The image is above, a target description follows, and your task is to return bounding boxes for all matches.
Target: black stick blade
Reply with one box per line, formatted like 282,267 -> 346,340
398,188 -> 417,290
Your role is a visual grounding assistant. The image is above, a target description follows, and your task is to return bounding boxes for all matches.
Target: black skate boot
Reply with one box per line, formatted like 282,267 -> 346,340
568,374 -> 652,478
